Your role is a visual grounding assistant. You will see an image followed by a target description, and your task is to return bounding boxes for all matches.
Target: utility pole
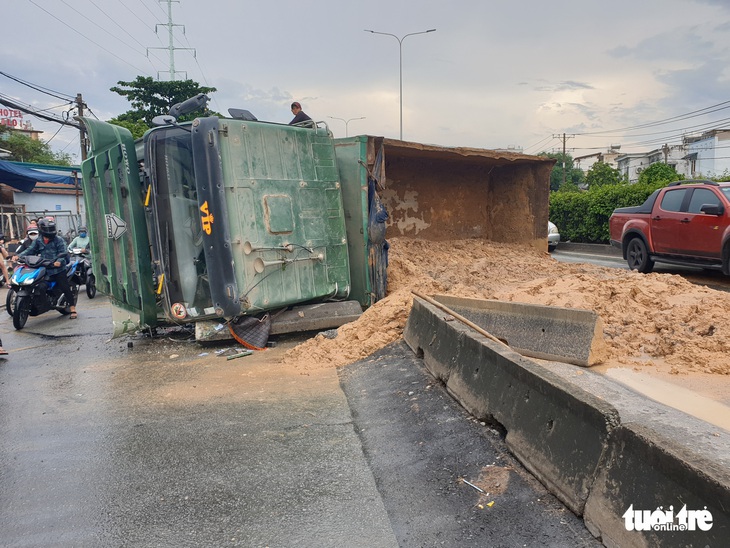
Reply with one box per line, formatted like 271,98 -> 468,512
75,93 -> 86,218
552,133 -> 574,187
147,0 -> 196,81
76,93 -> 87,162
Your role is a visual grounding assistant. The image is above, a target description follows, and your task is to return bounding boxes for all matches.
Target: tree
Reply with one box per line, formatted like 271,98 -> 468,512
109,76 -> 219,138
0,126 -> 72,165
539,152 -> 585,191
585,161 -> 623,188
105,117 -> 152,140
637,162 -> 682,186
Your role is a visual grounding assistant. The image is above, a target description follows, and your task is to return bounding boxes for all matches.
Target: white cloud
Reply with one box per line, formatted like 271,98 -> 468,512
2,0 -> 729,162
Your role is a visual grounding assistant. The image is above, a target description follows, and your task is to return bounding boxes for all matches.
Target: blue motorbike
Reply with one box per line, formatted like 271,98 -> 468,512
9,255 -> 79,329
69,247 -> 96,299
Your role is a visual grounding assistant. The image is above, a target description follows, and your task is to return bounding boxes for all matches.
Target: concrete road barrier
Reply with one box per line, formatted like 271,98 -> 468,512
584,423 -> 730,547
432,294 -> 609,366
404,296 -> 619,515
403,295 -> 730,546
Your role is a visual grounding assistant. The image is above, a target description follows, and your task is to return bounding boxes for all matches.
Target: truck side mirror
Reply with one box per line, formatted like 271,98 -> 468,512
700,204 -> 724,216
168,94 -> 210,120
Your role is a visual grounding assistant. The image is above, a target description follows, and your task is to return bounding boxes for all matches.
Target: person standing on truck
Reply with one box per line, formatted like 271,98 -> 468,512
289,102 -> 312,126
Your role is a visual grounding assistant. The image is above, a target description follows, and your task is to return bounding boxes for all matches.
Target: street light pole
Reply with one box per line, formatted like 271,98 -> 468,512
364,28 -> 436,140
327,116 -> 366,137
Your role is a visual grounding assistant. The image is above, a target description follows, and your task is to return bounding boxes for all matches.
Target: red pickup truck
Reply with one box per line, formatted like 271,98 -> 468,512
609,180 -> 730,274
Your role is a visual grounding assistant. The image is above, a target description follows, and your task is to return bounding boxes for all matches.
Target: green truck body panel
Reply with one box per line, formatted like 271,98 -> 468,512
332,136 -> 373,307
79,115 -> 364,332
78,119 -> 157,334
215,119 -> 352,313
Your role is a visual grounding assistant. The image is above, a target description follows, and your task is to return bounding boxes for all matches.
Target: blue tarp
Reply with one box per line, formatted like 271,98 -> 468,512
0,160 -> 75,193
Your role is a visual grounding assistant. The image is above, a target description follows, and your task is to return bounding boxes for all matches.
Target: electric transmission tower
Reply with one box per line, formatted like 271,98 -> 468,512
147,0 -> 196,81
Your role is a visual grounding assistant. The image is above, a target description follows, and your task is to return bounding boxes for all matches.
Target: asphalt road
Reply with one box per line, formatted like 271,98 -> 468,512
0,292 -> 599,547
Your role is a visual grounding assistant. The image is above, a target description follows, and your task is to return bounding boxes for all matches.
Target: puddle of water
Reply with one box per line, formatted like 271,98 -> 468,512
602,367 -> 730,432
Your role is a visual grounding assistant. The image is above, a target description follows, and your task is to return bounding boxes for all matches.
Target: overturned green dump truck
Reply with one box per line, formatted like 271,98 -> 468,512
78,97 -> 553,343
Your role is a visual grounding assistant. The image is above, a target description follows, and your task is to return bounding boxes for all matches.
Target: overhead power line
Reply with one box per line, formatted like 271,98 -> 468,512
0,93 -> 82,129
0,71 -> 75,102
27,0 -> 152,76
85,0 -> 167,67
575,100 -> 730,136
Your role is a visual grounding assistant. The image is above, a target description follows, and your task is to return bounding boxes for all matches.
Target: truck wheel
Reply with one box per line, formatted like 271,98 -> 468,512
626,237 -> 654,273
13,295 -> 30,330
723,243 -> 730,276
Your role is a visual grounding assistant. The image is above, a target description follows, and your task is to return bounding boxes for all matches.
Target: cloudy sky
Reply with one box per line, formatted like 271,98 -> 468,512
2,0 -> 729,164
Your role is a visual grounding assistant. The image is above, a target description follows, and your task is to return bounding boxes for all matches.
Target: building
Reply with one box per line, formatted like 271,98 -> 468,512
616,144 -> 692,183
683,129 -> 730,179
574,146 -> 622,173
0,160 -> 85,240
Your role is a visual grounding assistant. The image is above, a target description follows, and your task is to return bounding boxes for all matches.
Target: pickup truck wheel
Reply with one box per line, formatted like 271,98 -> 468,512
723,243 -> 730,276
626,237 -> 654,273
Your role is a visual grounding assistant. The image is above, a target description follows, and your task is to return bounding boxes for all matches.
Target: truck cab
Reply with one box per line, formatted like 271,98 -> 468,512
78,103 -> 376,339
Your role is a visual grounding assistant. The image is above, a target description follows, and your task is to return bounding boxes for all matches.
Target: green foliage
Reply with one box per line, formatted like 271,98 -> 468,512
637,162 -> 683,185
549,180 -> 666,243
110,76 -> 219,128
556,181 -> 581,193
538,152 -> 585,191
585,161 -> 623,188
106,116 -> 151,140
0,128 -> 73,165
711,170 -> 730,182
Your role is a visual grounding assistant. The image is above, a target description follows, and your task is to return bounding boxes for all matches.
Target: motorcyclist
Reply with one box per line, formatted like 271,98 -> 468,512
68,226 -> 90,253
12,218 -> 77,319
15,223 -> 39,256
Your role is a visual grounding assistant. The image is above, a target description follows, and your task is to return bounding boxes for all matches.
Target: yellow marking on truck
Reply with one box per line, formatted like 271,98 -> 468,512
200,201 -> 214,235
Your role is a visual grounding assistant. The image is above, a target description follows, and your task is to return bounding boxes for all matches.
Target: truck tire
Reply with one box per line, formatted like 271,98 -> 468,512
723,242 -> 730,276
626,237 -> 654,273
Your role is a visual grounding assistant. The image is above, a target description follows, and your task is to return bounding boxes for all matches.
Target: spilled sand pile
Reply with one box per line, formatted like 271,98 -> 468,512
283,237 -> 730,377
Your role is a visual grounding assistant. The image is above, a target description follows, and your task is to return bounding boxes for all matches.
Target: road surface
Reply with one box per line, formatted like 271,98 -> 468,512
0,292 -> 598,547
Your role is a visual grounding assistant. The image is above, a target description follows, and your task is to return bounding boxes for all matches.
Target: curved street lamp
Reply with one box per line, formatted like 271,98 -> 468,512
364,28 -> 436,140
328,116 -> 366,137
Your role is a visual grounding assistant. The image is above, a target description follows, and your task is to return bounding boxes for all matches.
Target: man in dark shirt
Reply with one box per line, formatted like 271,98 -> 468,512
289,102 -> 312,126
14,218 -> 77,319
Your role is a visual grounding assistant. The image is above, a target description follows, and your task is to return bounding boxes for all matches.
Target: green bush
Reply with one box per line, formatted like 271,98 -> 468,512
549,181 -> 667,243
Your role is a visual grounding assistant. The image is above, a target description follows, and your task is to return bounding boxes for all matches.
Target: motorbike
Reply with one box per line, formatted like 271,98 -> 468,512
69,247 -> 97,299
9,255 -> 79,329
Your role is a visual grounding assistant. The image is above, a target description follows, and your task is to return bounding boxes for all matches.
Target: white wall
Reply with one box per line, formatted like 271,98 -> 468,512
13,191 -> 86,237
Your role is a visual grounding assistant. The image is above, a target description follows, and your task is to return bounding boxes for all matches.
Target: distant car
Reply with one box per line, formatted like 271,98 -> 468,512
548,221 -> 560,252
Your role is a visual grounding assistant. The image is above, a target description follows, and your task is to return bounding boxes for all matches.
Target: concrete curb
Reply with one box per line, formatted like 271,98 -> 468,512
403,296 -> 730,546
558,242 -> 621,256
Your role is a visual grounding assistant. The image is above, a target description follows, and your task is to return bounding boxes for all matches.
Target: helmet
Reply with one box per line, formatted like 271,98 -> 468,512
79,225 -> 87,232
38,218 -> 57,238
